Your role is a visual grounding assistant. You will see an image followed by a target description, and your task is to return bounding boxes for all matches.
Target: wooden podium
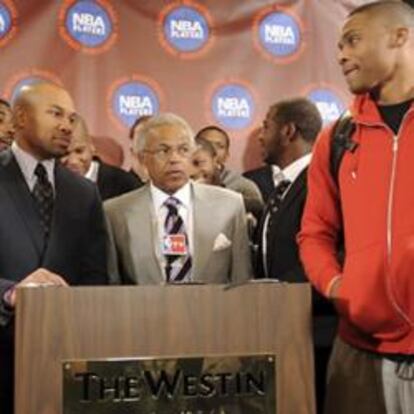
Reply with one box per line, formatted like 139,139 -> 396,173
15,282 -> 315,414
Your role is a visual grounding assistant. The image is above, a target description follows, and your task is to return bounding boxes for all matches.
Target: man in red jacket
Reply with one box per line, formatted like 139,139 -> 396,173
298,2 -> 414,413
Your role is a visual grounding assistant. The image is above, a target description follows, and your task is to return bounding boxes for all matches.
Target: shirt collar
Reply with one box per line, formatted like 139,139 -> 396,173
11,141 -> 55,186
85,160 -> 100,183
150,181 -> 192,212
281,153 -> 311,183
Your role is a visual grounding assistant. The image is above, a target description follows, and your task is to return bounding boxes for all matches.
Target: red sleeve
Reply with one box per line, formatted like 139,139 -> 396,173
297,125 -> 343,297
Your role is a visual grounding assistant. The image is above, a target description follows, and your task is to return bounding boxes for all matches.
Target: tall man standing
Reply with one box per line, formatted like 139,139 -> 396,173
299,2 -> 414,413
0,82 -> 108,413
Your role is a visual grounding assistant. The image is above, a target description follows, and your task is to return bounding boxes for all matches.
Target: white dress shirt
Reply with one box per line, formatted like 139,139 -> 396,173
11,141 -> 55,192
262,153 -> 312,277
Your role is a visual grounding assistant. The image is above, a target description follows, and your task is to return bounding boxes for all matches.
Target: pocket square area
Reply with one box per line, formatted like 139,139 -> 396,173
213,233 -> 232,251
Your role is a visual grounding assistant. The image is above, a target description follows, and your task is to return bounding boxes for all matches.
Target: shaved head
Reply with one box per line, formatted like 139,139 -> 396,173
13,82 -> 73,111
12,81 -> 77,160
349,1 -> 414,27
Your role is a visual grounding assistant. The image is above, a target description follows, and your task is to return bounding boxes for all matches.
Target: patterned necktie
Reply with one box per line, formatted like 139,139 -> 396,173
164,197 -> 192,282
266,179 -> 291,240
32,163 -> 54,239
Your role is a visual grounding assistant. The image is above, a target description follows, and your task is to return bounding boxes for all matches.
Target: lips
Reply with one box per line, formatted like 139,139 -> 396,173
343,66 -> 359,77
54,136 -> 71,147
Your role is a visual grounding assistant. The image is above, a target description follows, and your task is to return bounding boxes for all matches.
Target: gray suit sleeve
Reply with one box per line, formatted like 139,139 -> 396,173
230,197 -> 253,282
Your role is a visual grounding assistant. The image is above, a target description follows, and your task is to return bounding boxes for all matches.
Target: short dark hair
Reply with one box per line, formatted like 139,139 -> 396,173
271,98 -> 322,143
129,115 -> 153,140
349,1 -> 414,24
0,98 -> 11,108
194,136 -> 217,158
195,125 -> 230,149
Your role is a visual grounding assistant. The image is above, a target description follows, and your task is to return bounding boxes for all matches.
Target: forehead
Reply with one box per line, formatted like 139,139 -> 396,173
148,123 -> 191,145
199,129 -> 226,144
265,106 -> 280,124
341,11 -> 383,36
194,147 -> 213,159
30,87 -> 75,113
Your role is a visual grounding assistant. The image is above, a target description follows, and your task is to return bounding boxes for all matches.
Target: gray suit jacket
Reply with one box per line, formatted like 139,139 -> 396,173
104,182 -> 252,284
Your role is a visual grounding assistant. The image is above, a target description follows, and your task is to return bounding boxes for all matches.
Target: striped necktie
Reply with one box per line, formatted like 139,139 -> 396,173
164,197 -> 192,282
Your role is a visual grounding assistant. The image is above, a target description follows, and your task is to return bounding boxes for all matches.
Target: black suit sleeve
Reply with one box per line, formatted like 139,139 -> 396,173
79,187 -> 109,285
0,280 -> 15,326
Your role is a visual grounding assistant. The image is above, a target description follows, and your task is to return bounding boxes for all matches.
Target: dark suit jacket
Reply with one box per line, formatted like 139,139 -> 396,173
96,160 -> 143,201
0,150 -> 108,413
243,165 -> 275,203
254,168 -> 337,347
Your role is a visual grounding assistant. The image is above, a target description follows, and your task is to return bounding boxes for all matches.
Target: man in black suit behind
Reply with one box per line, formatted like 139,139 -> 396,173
254,97 -> 336,413
61,116 -> 143,200
0,82 -> 108,413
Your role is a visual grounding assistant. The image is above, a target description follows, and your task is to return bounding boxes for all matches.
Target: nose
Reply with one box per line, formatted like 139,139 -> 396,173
59,117 -> 74,135
337,47 -> 348,67
258,127 -> 265,144
7,123 -> 15,137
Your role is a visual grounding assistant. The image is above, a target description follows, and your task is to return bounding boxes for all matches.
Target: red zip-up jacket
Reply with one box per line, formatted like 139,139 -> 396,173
298,93 -> 414,354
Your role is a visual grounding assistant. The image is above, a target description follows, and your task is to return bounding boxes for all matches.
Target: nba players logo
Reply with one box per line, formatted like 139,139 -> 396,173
59,0 -> 117,54
254,6 -> 304,64
210,81 -> 256,130
306,87 -> 347,125
108,76 -> 163,130
0,1 -> 17,48
159,1 -> 213,58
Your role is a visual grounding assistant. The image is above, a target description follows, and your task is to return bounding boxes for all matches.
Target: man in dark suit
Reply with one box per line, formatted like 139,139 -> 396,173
0,82 -> 108,413
254,97 -> 336,413
61,116 -> 143,200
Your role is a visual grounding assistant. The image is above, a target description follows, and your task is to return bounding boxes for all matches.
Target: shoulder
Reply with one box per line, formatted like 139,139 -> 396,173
243,166 -> 270,180
193,182 -> 244,205
104,184 -> 149,214
56,163 -> 97,195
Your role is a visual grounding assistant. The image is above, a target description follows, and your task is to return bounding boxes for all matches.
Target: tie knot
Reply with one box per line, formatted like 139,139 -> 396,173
34,163 -> 48,181
164,196 -> 180,211
275,179 -> 291,195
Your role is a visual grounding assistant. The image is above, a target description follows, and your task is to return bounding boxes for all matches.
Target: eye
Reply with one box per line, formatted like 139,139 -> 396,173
346,34 -> 360,47
178,145 -> 191,156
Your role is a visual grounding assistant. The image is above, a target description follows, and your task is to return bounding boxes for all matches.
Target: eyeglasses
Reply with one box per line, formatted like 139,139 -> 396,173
143,145 -> 193,160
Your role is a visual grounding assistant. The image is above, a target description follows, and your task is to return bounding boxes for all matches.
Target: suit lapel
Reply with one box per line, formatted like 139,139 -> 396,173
277,168 -> 307,216
266,168 -> 307,272
0,150 -> 45,256
43,163 -> 70,260
192,184 -> 212,282
129,186 -> 165,283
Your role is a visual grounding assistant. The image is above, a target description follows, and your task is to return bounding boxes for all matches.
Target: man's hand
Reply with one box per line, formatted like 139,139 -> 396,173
6,268 -> 68,307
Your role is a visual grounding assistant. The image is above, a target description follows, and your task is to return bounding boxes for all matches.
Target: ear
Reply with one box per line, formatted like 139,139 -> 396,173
280,122 -> 297,144
137,150 -> 146,165
12,105 -> 27,130
389,27 -> 409,48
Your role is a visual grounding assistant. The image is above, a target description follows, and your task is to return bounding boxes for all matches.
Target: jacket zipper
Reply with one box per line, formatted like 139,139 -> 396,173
356,120 -> 414,328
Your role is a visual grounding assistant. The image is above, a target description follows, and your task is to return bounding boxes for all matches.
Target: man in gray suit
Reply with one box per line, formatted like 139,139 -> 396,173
105,113 -> 252,284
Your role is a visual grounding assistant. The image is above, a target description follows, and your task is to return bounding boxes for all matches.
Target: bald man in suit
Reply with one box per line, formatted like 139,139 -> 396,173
0,82 -> 108,413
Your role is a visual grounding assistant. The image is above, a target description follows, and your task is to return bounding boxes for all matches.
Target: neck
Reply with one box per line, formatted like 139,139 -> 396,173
15,137 -> 51,161
277,147 -> 310,170
375,65 -> 414,105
